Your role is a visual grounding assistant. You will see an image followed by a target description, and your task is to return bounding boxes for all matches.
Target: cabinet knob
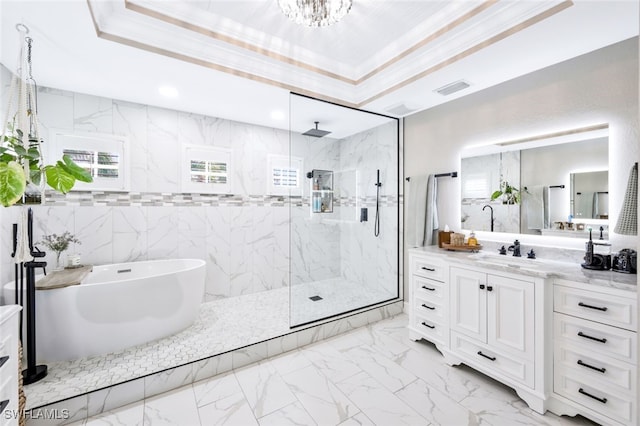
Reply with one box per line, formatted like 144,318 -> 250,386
479,284 -> 485,290
487,286 -> 493,292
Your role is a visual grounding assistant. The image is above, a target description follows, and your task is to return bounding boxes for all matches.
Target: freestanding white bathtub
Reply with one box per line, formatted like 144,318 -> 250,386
2,259 -> 205,363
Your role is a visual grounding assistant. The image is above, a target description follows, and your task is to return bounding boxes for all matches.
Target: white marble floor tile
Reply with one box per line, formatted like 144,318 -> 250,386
336,371 -> 426,426
85,402 -> 144,426
257,401 -> 316,426
192,371 -> 242,408
337,412 -> 376,426
198,392 -> 258,426
142,386 -> 200,426
267,349 -> 313,377
234,360 -> 297,418
395,378 -> 480,426
342,345 -> 418,393
281,365 -> 359,425
300,340 -> 363,383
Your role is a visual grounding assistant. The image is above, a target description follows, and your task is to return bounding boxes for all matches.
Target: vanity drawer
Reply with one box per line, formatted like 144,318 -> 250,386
411,315 -> 448,346
554,340 -> 636,393
554,285 -> 637,331
414,295 -> 447,324
451,331 -> 534,388
554,368 -> 636,425
413,276 -> 446,302
411,256 -> 446,281
554,313 -> 637,364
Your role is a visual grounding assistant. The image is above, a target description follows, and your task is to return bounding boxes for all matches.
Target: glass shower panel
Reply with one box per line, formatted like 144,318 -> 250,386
289,93 -> 400,327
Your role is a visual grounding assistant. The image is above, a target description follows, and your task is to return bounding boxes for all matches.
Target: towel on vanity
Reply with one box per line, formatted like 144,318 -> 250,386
406,174 -> 439,247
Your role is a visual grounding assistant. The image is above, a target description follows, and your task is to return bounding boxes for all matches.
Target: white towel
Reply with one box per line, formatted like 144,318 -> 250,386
406,174 -> 438,247
524,186 -> 544,230
614,162 -> 637,235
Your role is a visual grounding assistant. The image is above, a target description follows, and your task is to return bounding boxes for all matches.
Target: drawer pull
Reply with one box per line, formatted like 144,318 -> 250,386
421,285 -> 435,291
577,331 -> 607,344
421,266 -> 436,272
577,359 -> 606,374
578,302 -> 608,312
421,303 -> 435,310
477,351 -> 496,361
0,355 -> 8,369
0,399 -> 8,412
578,388 -> 607,404
421,322 -> 435,329
479,284 -> 485,290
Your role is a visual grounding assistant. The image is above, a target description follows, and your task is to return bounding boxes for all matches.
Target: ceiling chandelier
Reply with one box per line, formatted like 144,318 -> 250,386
277,0 -> 353,27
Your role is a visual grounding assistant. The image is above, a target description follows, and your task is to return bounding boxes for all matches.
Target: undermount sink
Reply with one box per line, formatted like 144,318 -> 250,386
470,253 -> 544,270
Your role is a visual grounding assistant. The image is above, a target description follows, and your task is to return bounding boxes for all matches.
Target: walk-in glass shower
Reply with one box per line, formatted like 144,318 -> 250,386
289,94 -> 400,326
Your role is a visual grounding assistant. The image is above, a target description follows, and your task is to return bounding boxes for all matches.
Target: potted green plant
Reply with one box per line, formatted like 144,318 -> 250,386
491,181 -> 521,205
0,120 -> 93,207
39,232 -> 81,270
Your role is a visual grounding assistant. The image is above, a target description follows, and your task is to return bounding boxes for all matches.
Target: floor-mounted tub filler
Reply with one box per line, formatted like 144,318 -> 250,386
2,258 -> 205,363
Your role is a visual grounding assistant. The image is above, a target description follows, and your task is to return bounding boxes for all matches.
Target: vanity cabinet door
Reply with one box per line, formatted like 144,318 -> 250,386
450,267 -> 487,342
487,275 -> 535,360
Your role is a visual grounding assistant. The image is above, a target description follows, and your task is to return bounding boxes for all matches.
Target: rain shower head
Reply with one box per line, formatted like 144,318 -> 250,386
302,121 -> 331,138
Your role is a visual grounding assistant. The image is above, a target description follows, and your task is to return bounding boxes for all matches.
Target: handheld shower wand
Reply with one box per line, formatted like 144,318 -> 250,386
374,170 -> 382,237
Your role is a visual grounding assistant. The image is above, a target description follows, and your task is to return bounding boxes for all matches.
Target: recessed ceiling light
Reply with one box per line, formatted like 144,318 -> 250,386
158,85 -> 179,98
271,110 -> 285,120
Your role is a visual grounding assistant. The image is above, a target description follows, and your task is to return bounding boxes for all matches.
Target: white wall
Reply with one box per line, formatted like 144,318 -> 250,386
404,37 -> 639,294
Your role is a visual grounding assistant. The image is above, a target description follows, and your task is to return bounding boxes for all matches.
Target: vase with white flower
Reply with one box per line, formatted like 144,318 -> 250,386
39,232 -> 81,270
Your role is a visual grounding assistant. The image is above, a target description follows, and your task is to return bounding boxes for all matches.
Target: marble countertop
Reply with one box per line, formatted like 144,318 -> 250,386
409,246 -> 637,293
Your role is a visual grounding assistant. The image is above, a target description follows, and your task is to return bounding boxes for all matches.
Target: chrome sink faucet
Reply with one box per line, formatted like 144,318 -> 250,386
508,239 -> 522,257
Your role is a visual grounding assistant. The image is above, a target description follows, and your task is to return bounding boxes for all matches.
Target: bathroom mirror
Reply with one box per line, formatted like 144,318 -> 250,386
571,171 -> 609,219
461,125 -> 609,237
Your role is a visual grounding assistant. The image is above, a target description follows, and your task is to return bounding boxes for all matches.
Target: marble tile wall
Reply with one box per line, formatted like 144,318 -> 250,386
0,64 -> 291,300
0,65 -> 400,305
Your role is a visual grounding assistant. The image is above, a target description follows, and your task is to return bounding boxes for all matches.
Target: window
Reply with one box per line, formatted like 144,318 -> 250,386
182,145 -> 232,194
51,130 -> 129,191
267,155 -> 303,196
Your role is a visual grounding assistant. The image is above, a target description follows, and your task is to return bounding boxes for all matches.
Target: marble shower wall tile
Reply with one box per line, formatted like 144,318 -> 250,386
73,93 -> 113,134
146,107 -> 180,193
113,100 -> 148,193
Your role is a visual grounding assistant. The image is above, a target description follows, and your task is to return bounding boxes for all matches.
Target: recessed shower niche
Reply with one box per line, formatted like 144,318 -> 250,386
308,169 -> 333,213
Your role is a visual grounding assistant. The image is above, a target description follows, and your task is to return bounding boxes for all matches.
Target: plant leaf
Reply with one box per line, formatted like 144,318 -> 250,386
44,164 -> 76,194
60,155 -> 93,183
490,190 -> 502,201
13,145 -> 27,156
0,161 -> 26,207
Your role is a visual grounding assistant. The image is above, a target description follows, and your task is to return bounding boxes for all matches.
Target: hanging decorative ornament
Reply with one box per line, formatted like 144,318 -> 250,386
0,24 -> 93,207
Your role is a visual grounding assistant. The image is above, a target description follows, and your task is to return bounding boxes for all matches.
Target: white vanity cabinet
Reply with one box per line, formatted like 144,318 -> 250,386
551,279 -> 637,426
408,253 -> 449,350
449,267 -> 536,388
407,250 -> 549,413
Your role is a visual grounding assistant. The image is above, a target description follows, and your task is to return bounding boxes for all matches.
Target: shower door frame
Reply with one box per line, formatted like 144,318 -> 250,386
288,92 -> 402,328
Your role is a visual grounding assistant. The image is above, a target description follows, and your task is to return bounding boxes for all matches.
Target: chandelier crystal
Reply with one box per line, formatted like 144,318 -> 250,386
277,0 -> 353,27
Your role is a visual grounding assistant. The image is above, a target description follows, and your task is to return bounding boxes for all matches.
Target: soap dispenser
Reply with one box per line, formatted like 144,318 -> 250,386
467,231 -> 478,246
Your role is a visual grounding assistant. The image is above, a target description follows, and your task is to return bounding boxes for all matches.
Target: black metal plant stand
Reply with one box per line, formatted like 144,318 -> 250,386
12,208 -> 48,384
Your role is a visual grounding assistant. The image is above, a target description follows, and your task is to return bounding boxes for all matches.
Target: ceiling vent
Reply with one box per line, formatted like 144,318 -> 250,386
434,80 -> 471,96
385,103 -> 419,116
